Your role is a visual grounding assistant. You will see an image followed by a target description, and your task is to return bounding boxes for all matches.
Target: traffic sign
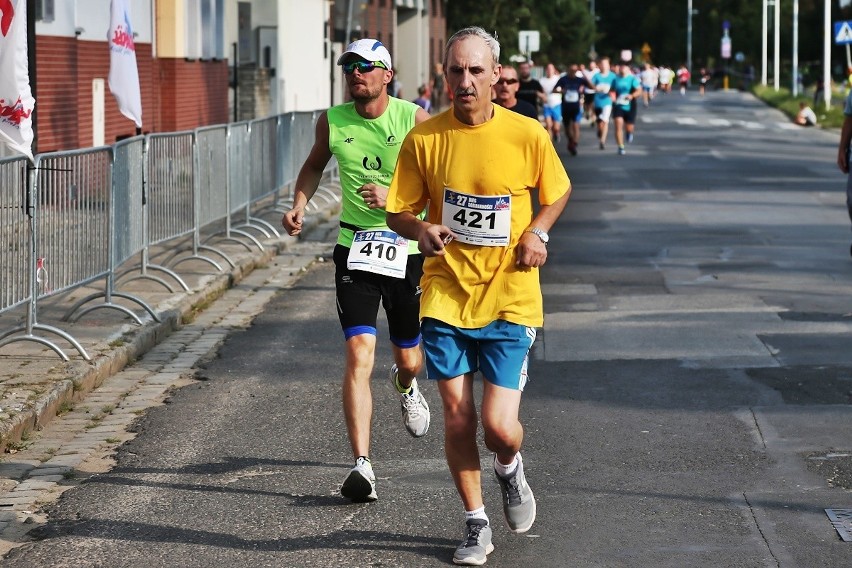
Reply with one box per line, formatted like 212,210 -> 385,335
834,21 -> 852,45
721,37 -> 732,59
518,30 -> 540,55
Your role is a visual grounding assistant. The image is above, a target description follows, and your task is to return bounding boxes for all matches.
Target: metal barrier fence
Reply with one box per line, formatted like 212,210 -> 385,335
0,111 -> 341,361
0,157 -> 29,314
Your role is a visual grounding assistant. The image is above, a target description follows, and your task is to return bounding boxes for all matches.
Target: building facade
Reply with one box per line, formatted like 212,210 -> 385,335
20,0 -> 445,154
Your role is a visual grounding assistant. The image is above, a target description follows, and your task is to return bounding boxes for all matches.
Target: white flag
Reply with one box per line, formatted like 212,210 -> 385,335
108,0 -> 142,128
0,0 -> 35,161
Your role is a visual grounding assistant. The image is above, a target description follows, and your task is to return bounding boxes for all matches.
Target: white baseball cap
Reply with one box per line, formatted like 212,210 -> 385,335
337,39 -> 392,69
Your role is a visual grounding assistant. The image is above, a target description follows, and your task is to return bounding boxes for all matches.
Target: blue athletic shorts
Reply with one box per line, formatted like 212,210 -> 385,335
543,104 -> 562,121
420,318 -> 536,391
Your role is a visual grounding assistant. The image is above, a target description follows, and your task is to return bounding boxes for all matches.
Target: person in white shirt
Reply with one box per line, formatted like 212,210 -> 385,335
538,63 -> 565,143
639,63 -> 659,107
796,102 -> 817,126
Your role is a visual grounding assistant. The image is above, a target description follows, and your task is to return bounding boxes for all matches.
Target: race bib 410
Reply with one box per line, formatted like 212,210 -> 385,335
347,230 -> 409,278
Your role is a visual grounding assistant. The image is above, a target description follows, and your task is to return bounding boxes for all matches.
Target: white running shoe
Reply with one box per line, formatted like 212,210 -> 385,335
390,364 -> 431,437
341,457 -> 377,502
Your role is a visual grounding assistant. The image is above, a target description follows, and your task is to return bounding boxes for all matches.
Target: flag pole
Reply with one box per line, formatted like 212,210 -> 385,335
26,0 -> 36,155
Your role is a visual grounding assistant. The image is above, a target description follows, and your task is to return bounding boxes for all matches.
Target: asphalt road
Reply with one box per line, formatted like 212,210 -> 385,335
5,89 -> 852,567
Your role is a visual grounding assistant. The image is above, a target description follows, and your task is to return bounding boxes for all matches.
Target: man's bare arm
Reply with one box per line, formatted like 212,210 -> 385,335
387,211 -> 453,257
838,115 -> 852,174
516,188 -> 571,268
282,113 -> 333,236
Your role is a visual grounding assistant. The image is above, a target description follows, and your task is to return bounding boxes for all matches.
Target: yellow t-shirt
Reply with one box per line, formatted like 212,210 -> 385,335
387,105 -> 571,328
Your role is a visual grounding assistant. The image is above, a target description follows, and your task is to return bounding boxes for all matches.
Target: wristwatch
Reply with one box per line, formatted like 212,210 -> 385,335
525,227 -> 549,245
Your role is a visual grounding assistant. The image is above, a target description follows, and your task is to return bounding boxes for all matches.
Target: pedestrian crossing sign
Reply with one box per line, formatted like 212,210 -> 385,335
834,21 -> 852,45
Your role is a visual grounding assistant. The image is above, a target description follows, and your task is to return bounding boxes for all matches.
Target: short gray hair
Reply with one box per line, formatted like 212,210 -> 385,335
443,27 -> 500,68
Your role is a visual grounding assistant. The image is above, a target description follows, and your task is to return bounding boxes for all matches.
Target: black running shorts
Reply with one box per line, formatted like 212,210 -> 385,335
332,244 -> 423,347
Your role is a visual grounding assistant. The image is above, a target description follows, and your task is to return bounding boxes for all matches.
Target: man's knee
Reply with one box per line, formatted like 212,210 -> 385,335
443,404 -> 477,439
394,347 -> 423,377
481,413 -> 521,452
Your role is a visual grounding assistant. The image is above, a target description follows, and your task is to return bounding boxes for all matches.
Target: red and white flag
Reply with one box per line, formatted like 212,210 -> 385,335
0,0 -> 35,161
108,0 -> 142,128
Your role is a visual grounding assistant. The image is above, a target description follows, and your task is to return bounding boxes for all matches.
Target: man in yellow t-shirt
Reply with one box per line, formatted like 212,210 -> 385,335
387,27 -> 571,566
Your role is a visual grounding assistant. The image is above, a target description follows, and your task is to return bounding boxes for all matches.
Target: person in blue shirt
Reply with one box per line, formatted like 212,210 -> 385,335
611,63 -> 642,155
553,63 -> 591,156
591,57 -> 617,150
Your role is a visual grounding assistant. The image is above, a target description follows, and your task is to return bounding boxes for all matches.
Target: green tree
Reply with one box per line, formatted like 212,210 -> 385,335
446,0 -> 594,67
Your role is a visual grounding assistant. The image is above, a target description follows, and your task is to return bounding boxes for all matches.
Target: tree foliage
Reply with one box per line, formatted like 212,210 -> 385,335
446,0 -> 595,65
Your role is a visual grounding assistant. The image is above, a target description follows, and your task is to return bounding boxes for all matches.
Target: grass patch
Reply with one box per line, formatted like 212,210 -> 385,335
100,405 -> 115,415
108,339 -> 126,348
105,437 -> 121,444
6,438 -> 30,452
752,84 -> 846,128
57,401 -> 75,416
182,295 -> 216,325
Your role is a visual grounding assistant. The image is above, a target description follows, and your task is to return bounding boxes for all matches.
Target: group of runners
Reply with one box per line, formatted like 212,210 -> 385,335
497,59 -> 699,157
284,29 -> 570,566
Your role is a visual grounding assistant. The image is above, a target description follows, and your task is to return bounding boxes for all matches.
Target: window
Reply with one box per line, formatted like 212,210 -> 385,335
35,0 -> 54,23
186,0 -> 225,60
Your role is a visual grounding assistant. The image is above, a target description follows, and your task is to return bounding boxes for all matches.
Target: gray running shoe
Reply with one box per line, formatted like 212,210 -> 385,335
453,519 -> 494,565
341,457 -> 377,502
390,364 -> 431,437
494,453 -> 536,533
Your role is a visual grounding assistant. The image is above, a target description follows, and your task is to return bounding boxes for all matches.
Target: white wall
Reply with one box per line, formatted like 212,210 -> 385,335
36,0 -> 152,43
278,0 -> 329,112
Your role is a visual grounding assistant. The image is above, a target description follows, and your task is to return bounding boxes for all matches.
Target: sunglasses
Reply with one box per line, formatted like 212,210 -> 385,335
342,61 -> 387,75
496,78 -> 519,85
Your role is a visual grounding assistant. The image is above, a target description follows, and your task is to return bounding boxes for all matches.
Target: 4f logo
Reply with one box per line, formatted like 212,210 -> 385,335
362,156 -> 382,171
344,137 -> 354,144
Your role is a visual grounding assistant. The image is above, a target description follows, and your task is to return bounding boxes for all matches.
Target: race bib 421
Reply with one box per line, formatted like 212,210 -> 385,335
441,188 -> 511,246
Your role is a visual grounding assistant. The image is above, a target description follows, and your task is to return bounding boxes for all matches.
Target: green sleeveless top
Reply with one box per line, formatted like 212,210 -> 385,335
327,97 -> 422,253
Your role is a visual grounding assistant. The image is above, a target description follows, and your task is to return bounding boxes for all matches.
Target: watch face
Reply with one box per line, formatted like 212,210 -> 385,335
531,228 -> 549,243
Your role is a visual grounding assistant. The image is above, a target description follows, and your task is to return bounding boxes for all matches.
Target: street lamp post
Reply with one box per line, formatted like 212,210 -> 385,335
793,0 -> 799,96
762,0 -> 768,85
774,0 -> 781,90
590,0 -> 596,57
687,0 -> 693,74
825,0 -> 832,109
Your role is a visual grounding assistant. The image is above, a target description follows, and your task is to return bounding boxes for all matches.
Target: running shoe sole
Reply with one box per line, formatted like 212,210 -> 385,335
341,469 -> 377,502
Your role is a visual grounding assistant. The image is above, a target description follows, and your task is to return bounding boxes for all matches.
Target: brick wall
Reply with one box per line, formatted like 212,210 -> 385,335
35,37 -> 155,152
34,37 -> 228,152
155,59 -> 229,132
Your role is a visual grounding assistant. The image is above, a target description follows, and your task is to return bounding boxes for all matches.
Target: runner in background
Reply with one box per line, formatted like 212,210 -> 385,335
539,63 -> 565,143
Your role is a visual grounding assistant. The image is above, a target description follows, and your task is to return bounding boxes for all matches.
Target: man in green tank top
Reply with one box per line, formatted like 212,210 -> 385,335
282,39 -> 432,503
